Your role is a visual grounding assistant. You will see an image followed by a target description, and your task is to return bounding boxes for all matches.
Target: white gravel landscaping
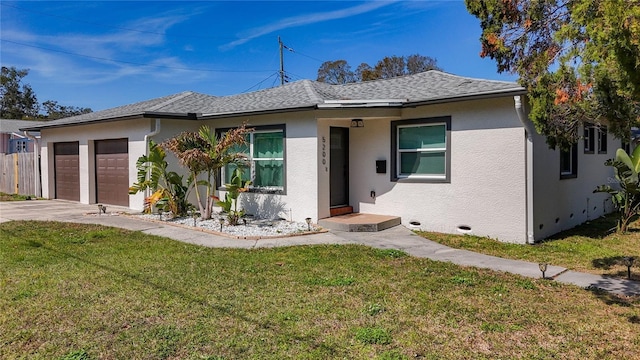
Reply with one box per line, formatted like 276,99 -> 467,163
133,213 -> 323,238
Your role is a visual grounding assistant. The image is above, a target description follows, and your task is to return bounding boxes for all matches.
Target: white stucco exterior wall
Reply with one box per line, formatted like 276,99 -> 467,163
203,112 -> 319,223
532,127 -> 619,240
318,97 -> 528,243
40,118 -> 160,210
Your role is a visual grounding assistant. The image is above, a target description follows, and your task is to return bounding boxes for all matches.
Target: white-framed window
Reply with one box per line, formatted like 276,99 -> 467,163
585,123 -> 608,154
391,117 -> 450,182
560,144 -> 578,179
584,124 -> 595,154
598,125 -> 607,154
221,125 -> 285,191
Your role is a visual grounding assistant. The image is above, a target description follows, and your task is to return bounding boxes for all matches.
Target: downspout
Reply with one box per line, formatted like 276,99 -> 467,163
23,131 -> 40,197
514,95 -> 535,244
143,119 -> 162,199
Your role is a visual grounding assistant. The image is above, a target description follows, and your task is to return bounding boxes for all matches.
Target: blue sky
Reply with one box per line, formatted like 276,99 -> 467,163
1,1 -> 517,112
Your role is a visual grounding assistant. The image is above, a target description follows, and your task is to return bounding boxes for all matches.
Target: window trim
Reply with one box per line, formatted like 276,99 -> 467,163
390,116 -> 451,183
584,124 -> 595,154
560,143 -> 578,179
216,124 -> 286,194
598,125 -> 607,154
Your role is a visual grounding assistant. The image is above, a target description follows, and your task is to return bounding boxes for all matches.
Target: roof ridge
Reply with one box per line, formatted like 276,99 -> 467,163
148,91 -> 194,111
336,70 -> 440,87
301,80 -> 326,103
431,70 -> 520,86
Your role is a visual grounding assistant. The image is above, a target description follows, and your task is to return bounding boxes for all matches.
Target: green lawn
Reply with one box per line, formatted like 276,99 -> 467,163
1,221 -> 639,359
418,215 -> 640,280
0,192 -> 40,201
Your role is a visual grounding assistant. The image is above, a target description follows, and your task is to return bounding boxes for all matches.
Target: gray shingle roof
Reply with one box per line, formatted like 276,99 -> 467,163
21,71 -> 524,130
1,119 -> 45,134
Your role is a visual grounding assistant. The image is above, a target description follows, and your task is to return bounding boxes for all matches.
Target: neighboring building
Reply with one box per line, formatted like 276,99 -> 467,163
1,119 -> 42,154
21,71 -> 618,243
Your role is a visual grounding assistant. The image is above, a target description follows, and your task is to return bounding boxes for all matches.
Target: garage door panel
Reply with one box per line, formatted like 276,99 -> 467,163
95,139 -> 129,207
54,142 -> 80,201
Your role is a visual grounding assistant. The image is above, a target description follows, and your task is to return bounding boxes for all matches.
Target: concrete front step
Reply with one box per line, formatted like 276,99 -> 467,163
318,213 -> 401,232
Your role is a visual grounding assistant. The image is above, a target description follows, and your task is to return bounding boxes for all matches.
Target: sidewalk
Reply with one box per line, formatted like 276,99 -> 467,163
1,199 -> 639,297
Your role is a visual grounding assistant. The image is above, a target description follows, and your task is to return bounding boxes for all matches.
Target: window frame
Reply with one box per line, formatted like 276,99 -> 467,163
217,124 -> 286,194
584,124 -> 595,154
560,143 -> 578,179
598,125 -> 607,154
390,116 -> 451,183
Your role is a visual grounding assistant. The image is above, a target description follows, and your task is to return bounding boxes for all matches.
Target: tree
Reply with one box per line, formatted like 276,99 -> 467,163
0,66 -> 39,119
316,60 -> 356,84
356,63 -> 377,82
465,0 -> 640,149
373,55 -> 406,79
162,124 -> 250,220
1,66 -> 93,120
406,54 -> 440,75
316,54 -> 442,84
41,100 -> 92,120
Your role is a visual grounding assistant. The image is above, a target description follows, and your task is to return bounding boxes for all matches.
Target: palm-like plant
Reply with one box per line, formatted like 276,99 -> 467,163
162,124 -> 250,219
594,147 -> 640,232
216,167 -> 252,225
129,140 -> 190,216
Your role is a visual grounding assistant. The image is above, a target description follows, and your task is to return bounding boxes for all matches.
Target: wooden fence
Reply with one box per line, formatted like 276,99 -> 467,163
1,153 -> 38,196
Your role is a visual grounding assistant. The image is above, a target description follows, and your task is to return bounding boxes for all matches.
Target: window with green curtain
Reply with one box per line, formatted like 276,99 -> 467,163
252,132 -> 284,187
399,124 -> 446,150
397,123 -> 446,177
400,152 -> 445,175
223,134 -> 250,183
222,130 -> 284,188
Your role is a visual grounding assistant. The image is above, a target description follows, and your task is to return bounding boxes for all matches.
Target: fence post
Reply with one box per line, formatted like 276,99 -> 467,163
13,153 -> 19,194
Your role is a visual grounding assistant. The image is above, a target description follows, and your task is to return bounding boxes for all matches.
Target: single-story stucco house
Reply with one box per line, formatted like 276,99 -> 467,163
21,70 -> 618,243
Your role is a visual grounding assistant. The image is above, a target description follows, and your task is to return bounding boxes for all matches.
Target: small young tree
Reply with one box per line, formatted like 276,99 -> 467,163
129,140 -> 190,216
162,124 -> 250,219
594,147 -> 640,233
216,167 -> 252,225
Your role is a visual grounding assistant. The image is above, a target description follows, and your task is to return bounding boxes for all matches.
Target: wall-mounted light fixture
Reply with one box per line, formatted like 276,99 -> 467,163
350,119 -> 364,128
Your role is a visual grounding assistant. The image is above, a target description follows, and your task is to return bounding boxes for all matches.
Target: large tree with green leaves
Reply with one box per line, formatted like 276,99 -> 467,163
317,54 -> 442,84
0,66 -> 39,119
1,66 -> 93,120
465,0 -> 640,149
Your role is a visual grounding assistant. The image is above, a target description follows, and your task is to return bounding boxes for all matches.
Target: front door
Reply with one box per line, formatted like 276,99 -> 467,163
330,127 -> 349,207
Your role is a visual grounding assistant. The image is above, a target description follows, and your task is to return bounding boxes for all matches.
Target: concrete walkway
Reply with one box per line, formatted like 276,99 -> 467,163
1,200 -> 639,297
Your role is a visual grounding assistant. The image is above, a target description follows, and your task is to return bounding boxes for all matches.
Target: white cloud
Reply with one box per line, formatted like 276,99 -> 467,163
221,1 -> 398,50
0,7 -> 207,85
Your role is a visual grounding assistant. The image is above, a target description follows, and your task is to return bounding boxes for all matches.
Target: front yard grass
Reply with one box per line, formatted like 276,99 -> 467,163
418,215 -> 640,280
2,221 -> 639,359
0,192 -> 41,201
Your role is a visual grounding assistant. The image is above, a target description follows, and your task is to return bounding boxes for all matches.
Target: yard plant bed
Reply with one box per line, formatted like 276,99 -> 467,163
2,221 -> 639,359
418,215 -> 640,280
